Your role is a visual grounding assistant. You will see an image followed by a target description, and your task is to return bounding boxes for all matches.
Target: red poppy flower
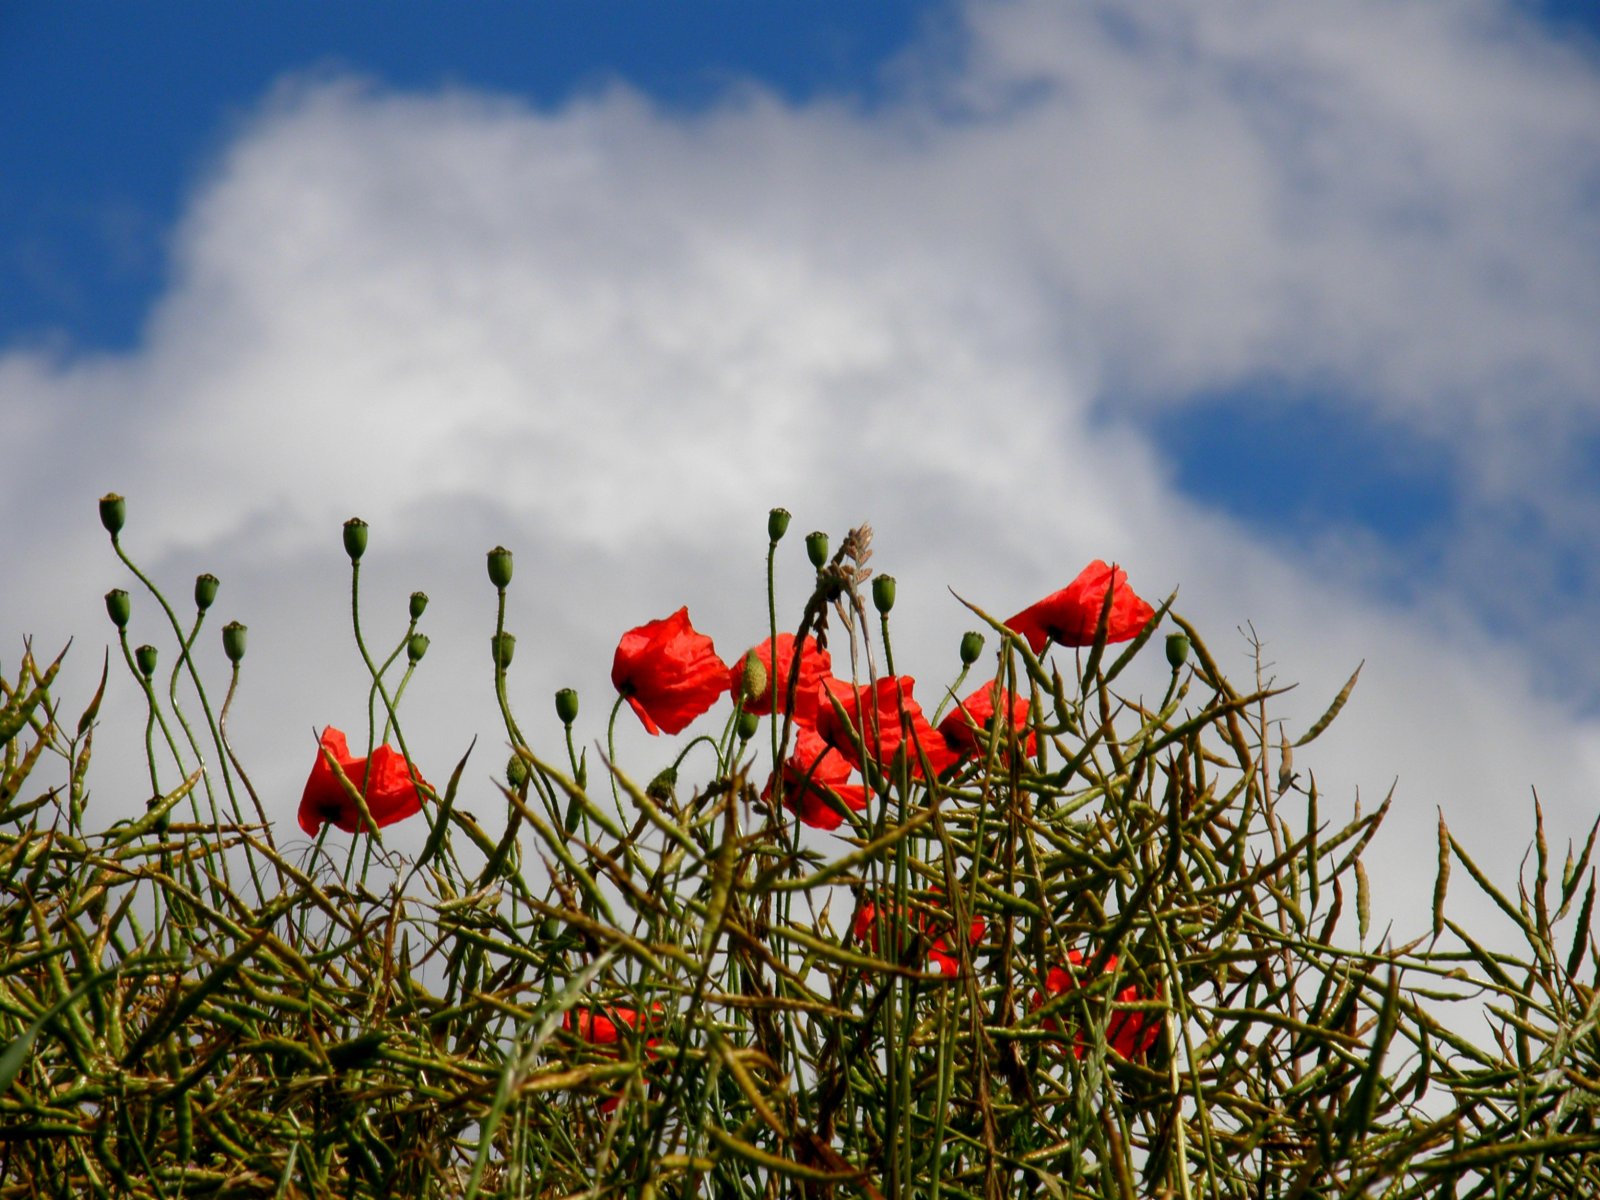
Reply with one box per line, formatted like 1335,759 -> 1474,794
815,676 -> 957,779
611,607 -> 731,735
563,1004 -> 662,1113
1005,561 -> 1156,653
762,726 -> 868,831
938,680 -> 1037,761
1031,950 -> 1161,1062
297,726 -> 428,835
730,633 -> 832,725
852,892 -> 985,977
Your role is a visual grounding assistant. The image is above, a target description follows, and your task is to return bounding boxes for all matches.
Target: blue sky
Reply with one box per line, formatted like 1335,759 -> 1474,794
2,1 -> 929,350
4,1 -> 1600,931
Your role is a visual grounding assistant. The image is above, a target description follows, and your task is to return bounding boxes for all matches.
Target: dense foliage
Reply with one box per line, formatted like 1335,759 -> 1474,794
0,501 -> 1596,1198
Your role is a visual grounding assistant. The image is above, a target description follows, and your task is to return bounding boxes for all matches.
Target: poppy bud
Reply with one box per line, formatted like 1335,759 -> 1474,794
959,631 -> 985,665
409,591 -> 429,620
491,632 -> 516,670
105,589 -> 131,630
506,753 -> 529,790
767,507 -> 792,543
647,766 -> 677,803
486,546 -> 514,590
872,575 -> 896,615
222,621 -> 248,664
98,493 -> 126,537
736,709 -> 760,741
1165,632 -> 1190,670
194,573 -> 219,612
555,687 -> 579,725
134,644 -> 158,679
740,654 -> 769,705
805,531 -> 829,568
342,518 -> 368,562
407,633 -> 430,663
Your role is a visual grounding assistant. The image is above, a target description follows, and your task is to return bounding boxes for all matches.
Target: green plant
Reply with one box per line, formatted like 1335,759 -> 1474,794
0,501 -> 1594,1198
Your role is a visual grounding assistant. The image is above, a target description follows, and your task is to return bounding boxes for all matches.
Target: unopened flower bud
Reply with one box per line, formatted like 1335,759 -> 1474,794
647,766 -> 677,803
506,753 -> 529,790
872,575 -> 896,615
407,633 -> 430,663
134,644 -> 158,679
736,709 -> 760,741
194,573 -> 219,612
486,546 -> 513,590
959,631 -> 985,666
740,653 -> 769,705
555,687 -> 579,725
805,531 -> 829,568
491,632 -> 516,670
1165,632 -> 1190,670
409,591 -> 429,620
767,507 -> 792,542
222,621 -> 248,664
105,589 -> 131,630
98,493 -> 126,537
342,517 -> 368,562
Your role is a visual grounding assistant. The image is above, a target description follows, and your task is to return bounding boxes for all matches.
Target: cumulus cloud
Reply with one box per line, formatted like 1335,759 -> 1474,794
2,0 -> 1597,944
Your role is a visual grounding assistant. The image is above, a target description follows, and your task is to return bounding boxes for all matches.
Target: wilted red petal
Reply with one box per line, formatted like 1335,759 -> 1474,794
815,676 -> 956,778
762,727 -> 868,831
852,892 -> 985,977
298,726 -> 428,835
731,633 -> 832,725
1005,561 -> 1155,653
1030,949 -> 1160,1062
562,1004 -> 663,1113
611,607 -> 730,735
938,680 -> 1037,760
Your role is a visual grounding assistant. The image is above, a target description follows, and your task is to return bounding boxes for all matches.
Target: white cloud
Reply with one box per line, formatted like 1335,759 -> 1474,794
2,1 -> 1598,948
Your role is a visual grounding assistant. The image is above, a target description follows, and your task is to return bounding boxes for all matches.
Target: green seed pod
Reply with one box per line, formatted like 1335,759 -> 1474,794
1165,632 -> 1190,670
506,753 -> 529,790
134,644 -> 158,679
105,589 -> 131,630
959,631 -> 984,665
805,530 -> 829,568
409,591 -> 429,620
222,621 -> 248,664
98,493 -> 126,537
193,573 -> 219,612
407,633 -> 430,663
342,517 -> 369,562
555,687 -> 579,725
767,507 -> 792,543
736,709 -> 760,741
872,574 -> 896,615
491,632 -> 516,670
486,545 -> 513,590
